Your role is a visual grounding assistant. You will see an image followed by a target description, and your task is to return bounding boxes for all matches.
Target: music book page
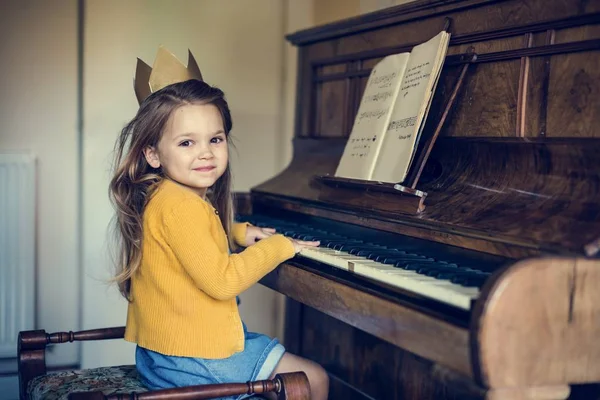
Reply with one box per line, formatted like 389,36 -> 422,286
334,30 -> 450,183
334,53 -> 409,180
372,31 -> 450,183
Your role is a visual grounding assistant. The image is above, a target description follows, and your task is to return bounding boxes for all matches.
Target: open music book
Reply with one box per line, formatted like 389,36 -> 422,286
335,30 -> 450,184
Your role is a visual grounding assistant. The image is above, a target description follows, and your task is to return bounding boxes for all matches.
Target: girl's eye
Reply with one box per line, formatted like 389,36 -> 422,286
211,136 -> 225,144
179,140 -> 192,147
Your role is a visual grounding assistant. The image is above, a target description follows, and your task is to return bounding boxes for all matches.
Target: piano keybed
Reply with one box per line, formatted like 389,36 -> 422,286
240,214 -> 507,311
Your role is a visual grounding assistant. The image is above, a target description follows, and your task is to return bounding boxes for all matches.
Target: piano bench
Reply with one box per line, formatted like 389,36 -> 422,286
18,327 -> 310,400
26,364 -> 146,399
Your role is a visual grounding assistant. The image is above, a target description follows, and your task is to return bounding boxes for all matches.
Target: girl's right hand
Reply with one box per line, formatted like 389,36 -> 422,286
289,238 -> 320,254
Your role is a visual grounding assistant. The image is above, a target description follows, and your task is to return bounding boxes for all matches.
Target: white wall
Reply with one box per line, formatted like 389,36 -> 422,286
81,0 -> 289,368
0,0 -> 79,368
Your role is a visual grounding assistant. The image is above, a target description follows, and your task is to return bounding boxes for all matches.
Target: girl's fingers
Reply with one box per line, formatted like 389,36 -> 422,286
257,230 -> 275,239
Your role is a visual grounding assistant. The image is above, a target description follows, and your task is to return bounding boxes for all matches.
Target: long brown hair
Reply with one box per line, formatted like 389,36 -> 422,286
109,79 -> 234,300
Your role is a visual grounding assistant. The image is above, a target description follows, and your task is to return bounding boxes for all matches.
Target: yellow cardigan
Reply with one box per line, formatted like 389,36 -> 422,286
124,179 -> 295,358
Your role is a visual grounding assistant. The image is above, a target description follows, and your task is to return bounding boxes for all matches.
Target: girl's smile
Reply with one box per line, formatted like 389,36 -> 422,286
193,166 -> 216,172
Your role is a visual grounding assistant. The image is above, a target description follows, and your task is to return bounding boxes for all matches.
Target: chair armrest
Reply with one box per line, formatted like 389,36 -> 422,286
67,371 -> 311,400
18,327 -> 125,400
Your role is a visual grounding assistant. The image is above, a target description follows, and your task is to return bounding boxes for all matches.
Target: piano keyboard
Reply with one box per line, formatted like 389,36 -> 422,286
241,215 -> 494,311
298,247 -> 479,310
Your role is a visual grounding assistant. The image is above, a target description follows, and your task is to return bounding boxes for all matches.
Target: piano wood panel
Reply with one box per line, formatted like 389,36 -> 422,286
298,306 -> 600,400
422,138 -> 600,253
441,60 -> 520,137
300,305 -> 485,400
316,80 -> 348,137
554,25 -> 600,43
287,0 -> 600,49
260,262 -> 473,377
293,2 -> 600,140
546,53 -> 600,137
319,64 -> 346,75
524,54 -> 550,137
446,36 -> 524,55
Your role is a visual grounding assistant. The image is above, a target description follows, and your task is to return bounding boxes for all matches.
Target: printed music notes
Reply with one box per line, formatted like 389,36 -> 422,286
335,31 -> 450,183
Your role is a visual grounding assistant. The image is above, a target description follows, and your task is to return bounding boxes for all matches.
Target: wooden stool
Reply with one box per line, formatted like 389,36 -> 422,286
18,327 -> 310,400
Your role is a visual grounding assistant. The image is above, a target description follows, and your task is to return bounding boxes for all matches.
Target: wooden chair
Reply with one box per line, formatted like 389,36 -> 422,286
18,327 -> 310,400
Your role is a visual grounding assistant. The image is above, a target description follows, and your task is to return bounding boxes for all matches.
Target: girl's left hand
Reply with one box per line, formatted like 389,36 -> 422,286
244,226 -> 276,246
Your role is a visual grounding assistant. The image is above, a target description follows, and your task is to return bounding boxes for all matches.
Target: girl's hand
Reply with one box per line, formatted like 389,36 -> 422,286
244,226 -> 276,246
290,238 -> 320,254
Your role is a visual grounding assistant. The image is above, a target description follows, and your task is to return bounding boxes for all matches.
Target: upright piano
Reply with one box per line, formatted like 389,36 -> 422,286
236,1 -> 600,398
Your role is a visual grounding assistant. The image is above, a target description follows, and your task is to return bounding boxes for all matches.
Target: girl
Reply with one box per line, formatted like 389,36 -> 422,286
109,79 -> 329,399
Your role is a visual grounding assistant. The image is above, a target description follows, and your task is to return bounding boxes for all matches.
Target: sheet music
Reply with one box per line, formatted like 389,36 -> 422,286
372,31 -> 449,183
335,53 -> 409,180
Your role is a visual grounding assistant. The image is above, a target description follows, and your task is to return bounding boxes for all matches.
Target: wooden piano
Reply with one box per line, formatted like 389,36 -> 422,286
235,1 -> 600,399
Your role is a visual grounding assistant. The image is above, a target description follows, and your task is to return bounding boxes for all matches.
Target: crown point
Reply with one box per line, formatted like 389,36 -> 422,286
133,46 -> 204,105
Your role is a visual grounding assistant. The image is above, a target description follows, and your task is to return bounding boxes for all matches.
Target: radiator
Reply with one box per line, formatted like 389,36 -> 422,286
0,153 -> 36,358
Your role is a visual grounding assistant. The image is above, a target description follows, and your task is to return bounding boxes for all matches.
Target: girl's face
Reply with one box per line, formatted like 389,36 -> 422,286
144,103 -> 228,198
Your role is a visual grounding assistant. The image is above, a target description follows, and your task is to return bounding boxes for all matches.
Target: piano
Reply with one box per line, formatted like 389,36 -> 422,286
235,1 -> 600,399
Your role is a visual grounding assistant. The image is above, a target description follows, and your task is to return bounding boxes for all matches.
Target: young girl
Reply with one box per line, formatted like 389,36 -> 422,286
109,78 -> 329,399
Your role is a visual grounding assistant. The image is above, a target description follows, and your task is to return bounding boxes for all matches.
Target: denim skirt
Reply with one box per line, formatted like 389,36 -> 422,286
135,322 -> 285,400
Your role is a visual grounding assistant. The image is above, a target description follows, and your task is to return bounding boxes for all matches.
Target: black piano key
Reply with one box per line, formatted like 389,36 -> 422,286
355,249 -> 398,257
346,245 -> 386,254
417,264 -> 460,276
379,254 -> 428,263
450,273 -> 490,287
332,243 -> 353,250
321,239 -> 359,244
392,258 -> 436,267
362,250 -> 405,259
398,262 -> 440,271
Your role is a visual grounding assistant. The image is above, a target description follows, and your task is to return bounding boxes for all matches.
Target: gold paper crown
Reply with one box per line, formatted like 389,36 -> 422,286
134,45 -> 203,104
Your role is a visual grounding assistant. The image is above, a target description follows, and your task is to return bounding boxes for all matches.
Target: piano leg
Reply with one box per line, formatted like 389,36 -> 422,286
485,386 -> 570,400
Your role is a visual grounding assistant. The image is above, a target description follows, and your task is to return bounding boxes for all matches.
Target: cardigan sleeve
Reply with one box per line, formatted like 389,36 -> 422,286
231,222 -> 249,246
164,199 -> 295,300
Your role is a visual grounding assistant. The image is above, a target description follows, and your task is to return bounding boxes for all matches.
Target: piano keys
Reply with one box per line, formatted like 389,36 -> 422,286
239,213 -> 496,311
235,0 -> 600,399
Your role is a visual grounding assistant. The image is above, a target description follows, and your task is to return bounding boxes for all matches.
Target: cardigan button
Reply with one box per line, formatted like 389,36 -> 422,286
214,210 -> 219,215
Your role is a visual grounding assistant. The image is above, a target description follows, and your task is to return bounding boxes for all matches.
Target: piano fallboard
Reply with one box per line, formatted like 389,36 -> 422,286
252,137 -> 600,260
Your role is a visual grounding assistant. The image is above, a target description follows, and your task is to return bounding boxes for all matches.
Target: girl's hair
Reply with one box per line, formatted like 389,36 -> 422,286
109,79 -> 234,300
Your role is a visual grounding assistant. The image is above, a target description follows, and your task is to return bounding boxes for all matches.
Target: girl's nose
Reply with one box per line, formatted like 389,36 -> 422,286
197,146 -> 214,160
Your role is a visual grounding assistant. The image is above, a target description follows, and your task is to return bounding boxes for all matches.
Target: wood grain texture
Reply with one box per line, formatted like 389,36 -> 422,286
253,193 -> 538,259
316,80 -> 348,137
299,306 -> 485,400
253,137 -> 600,256
260,262 -> 473,377
18,330 -> 47,400
294,3 -> 600,140
485,386 -> 571,400
524,53 -> 549,136
472,257 -> 600,389
546,53 -> 600,137
68,373 -> 306,400
286,0 -> 600,46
